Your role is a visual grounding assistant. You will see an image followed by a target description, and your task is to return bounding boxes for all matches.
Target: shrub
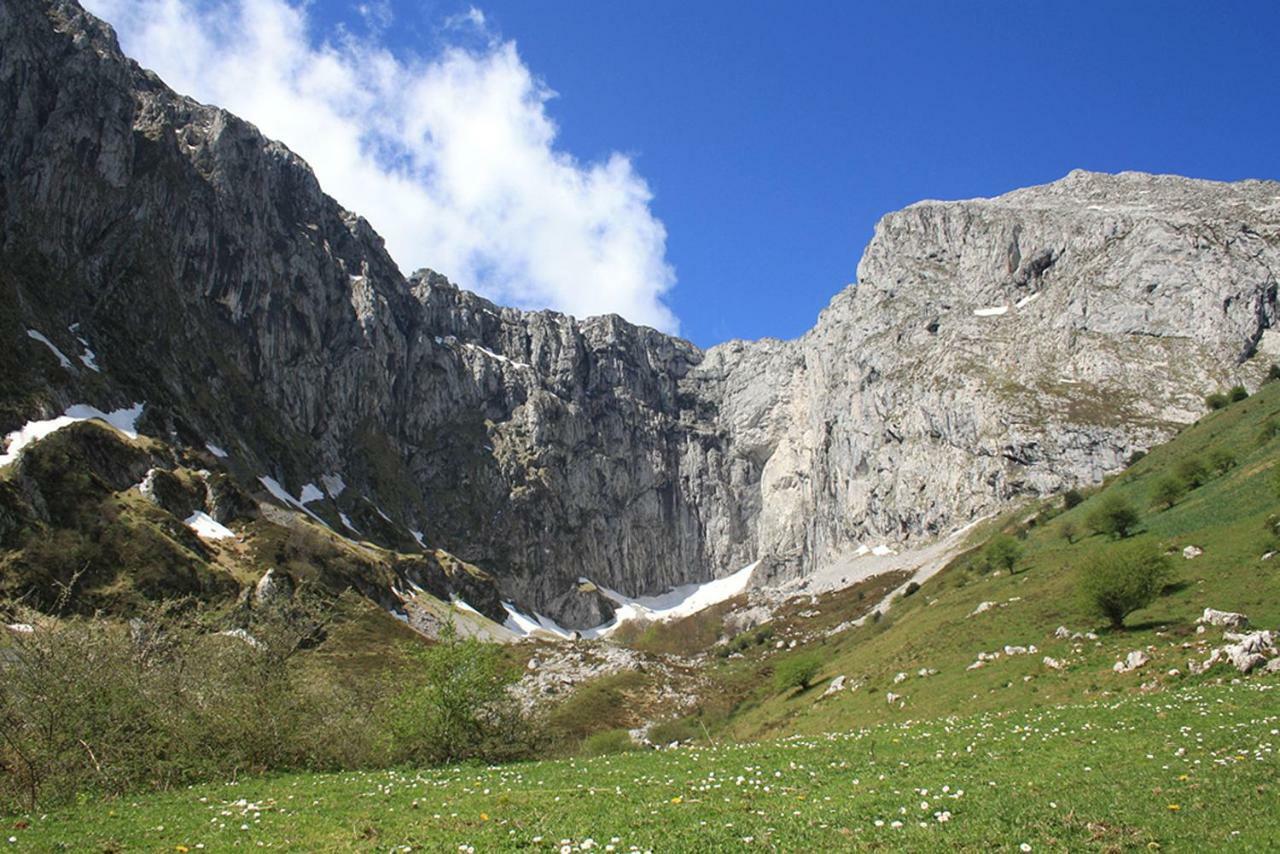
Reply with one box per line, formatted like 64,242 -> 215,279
1059,519 -> 1078,544
1205,392 -> 1229,410
1126,450 -> 1147,467
984,535 -> 1024,574
581,729 -> 639,757
1229,385 -> 1249,402
1086,495 -> 1140,539
774,653 -> 822,694
1258,418 -> 1280,446
1063,489 -> 1085,510
388,622 -> 526,765
1151,475 -> 1187,510
1175,457 -> 1210,489
1078,543 -> 1173,629
1268,364 -> 1280,384
1209,449 -> 1236,474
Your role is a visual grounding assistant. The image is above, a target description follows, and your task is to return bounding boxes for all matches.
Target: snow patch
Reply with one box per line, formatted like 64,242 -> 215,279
0,403 -> 144,467
205,442 -> 229,458
321,473 -> 346,498
973,306 -> 1009,317
258,476 -> 331,528
410,530 -> 426,548
184,511 -> 235,540
464,342 -> 533,370
1015,292 -> 1041,309
582,560 -> 760,639
26,329 -> 72,369
450,595 -> 483,617
338,512 -> 360,533
870,544 -> 896,557
6,623 -> 35,634
501,602 -> 577,640
298,483 -> 324,504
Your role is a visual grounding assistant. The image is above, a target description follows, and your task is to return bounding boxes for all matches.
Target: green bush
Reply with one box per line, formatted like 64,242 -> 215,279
581,729 -> 639,757
1078,542 -> 1173,629
1268,364 -> 1280,384
1126,450 -> 1147,467
1175,457 -> 1210,489
774,653 -> 822,694
1209,449 -> 1237,475
388,622 -> 526,765
1151,475 -> 1187,510
1205,392 -> 1229,410
1086,495 -> 1141,539
1229,385 -> 1249,402
1063,489 -> 1085,510
984,534 -> 1024,574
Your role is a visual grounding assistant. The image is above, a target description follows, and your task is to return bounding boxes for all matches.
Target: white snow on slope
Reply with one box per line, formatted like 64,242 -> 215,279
973,306 -> 1009,317
410,530 -> 426,548
501,601 -> 577,640
464,342 -> 533,370
321,473 -> 346,498
184,510 -> 235,540
205,442 -> 229,458
581,560 -> 760,639
450,595 -> 483,617
1015,292 -> 1041,309
26,329 -> 73,369
258,475 -> 332,528
339,512 -> 360,533
0,403 -> 144,467
298,483 -> 324,504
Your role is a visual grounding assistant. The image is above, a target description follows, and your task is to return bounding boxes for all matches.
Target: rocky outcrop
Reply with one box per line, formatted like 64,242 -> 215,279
2,0 -> 1278,626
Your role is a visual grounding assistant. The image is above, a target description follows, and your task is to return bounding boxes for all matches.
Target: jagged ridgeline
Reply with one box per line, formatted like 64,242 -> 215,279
2,0 -> 1278,629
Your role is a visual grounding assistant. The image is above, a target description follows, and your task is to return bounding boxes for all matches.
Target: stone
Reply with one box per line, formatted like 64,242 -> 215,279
1199,609 -> 1249,631
970,601 -> 996,617
822,675 -> 846,697
1114,650 -> 1150,673
1182,545 -> 1203,559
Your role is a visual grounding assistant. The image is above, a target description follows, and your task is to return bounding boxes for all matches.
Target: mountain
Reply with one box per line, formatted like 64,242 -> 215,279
2,0 -> 1278,629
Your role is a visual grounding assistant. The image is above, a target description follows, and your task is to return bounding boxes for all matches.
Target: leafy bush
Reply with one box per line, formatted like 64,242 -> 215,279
902,581 -> 921,597
1229,385 -> 1249,402
1268,364 -> 1280,384
581,729 -> 639,757
774,653 -> 822,693
1175,457 -> 1210,489
1063,489 -> 1085,510
388,622 -> 526,765
1078,543 -> 1172,629
1151,475 -> 1187,510
1086,495 -> 1140,539
1205,392 -> 1229,410
1209,449 -> 1236,474
984,535 -> 1024,574
1059,519 -> 1078,544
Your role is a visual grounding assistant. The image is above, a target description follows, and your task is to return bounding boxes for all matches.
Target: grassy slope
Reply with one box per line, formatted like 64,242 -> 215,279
14,681 -> 1277,850
719,381 -> 1280,739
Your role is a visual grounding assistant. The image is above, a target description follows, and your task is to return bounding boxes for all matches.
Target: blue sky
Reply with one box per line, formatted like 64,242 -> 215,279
91,0 -> 1280,347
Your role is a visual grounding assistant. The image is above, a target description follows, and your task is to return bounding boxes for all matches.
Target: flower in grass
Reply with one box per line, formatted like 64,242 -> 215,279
1167,804 -> 1181,812
1020,845 -> 1032,852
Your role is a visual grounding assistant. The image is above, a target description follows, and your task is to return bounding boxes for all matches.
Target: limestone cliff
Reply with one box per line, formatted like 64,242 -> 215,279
2,0 -> 1277,626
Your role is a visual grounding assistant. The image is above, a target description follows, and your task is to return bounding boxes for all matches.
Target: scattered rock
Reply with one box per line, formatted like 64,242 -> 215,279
1113,650 -> 1150,673
970,601 -> 996,617
893,672 -> 908,684
1043,656 -> 1063,670
823,675 -> 847,697
4,623 -> 34,634
886,691 -> 902,705
1198,608 -> 1248,630
1182,545 -> 1203,560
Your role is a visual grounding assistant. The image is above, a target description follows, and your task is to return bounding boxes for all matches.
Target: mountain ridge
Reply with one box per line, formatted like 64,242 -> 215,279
3,0 -> 1278,627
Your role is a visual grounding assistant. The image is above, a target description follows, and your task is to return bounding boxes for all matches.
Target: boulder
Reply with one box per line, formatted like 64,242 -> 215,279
1199,608 -> 1248,630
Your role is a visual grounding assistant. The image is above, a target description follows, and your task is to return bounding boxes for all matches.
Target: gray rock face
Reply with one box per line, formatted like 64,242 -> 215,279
3,0 -> 1279,626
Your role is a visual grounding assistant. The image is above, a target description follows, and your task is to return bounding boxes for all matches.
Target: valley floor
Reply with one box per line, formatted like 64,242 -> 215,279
10,681 -> 1277,852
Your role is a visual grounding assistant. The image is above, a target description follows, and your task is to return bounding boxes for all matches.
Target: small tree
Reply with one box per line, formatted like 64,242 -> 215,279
1208,449 -> 1236,474
1063,489 -> 1085,510
1228,385 -> 1249,402
1059,519 -> 1078,545
388,622 -> 521,765
1267,364 -> 1280,384
1151,475 -> 1187,510
985,534 -> 1024,574
1078,543 -> 1172,629
1176,457 -> 1209,489
1086,495 -> 1140,539
1205,392 -> 1229,411
774,653 -> 822,694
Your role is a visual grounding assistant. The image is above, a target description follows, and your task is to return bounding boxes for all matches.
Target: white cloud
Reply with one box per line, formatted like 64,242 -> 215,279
82,0 -> 679,333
